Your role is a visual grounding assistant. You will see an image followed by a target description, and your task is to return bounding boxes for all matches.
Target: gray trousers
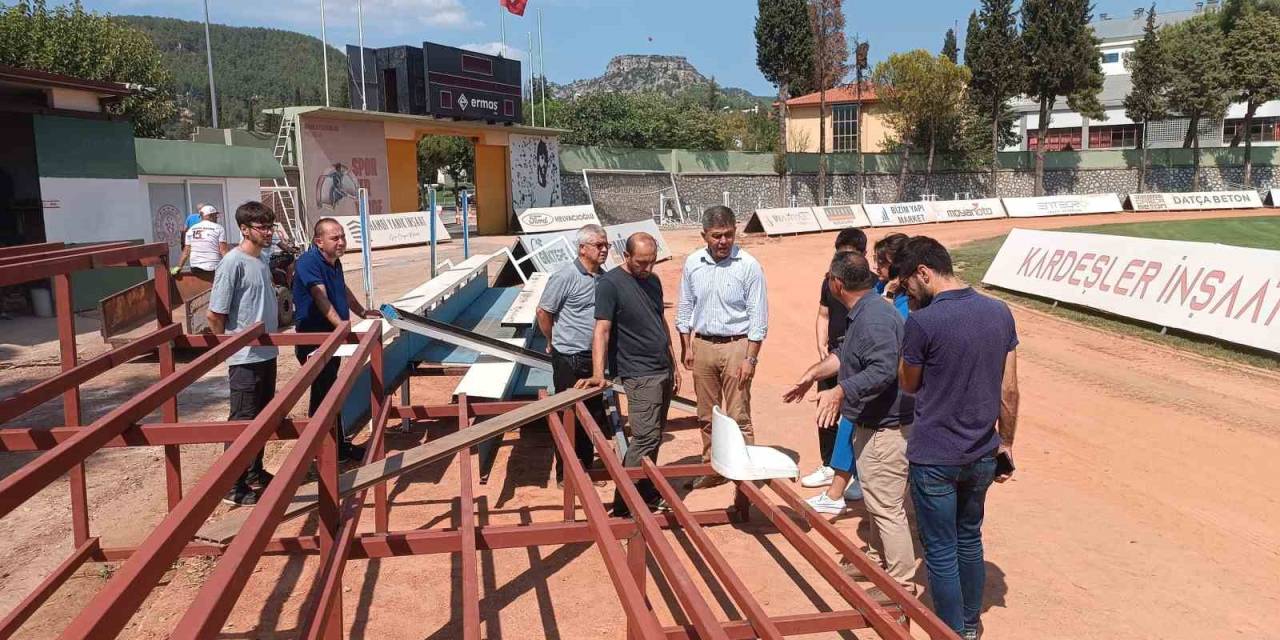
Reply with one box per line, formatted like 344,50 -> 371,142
613,371 -> 673,513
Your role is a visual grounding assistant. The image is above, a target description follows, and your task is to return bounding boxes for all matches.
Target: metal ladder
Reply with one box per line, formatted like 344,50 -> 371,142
269,113 -> 305,244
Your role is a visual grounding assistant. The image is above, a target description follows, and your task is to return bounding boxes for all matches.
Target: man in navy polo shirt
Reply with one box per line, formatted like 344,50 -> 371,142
894,236 -> 1020,640
293,217 -> 365,462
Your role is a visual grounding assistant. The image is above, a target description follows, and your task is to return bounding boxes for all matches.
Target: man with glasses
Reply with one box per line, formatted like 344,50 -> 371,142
207,201 -> 280,506
536,224 -> 612,487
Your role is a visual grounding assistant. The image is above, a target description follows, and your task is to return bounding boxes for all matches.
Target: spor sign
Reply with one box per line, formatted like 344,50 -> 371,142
983,228 -> 1280,353
1126,190 -> 1264,212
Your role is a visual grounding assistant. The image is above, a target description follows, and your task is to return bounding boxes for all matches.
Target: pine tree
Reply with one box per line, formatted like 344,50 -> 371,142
969,0 -> 1023,196
1223,7 -> 1280,186
942,28 -> 959,63
1021,0 -> 1104,195
963,11 -> 981,66
705,76 -> 721,112
756,0 -> 815,189
1124,5 -> 1170,193
1164,14 -> 1231,191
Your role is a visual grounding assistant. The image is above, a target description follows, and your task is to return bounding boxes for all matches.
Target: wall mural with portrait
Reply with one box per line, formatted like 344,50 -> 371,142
509,134 -> 562,215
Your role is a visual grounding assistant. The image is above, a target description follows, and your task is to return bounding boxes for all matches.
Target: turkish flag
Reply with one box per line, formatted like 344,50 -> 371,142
501,0 -> 527,16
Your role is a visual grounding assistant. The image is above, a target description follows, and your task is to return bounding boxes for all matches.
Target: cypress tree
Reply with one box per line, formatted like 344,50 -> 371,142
755,0 -> 815,195
1124,5 -> 1170,193
969,0 -> 1024,196
942,28 -> 959,63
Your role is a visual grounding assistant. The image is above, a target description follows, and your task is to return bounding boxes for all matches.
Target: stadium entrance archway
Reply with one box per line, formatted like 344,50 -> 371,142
277,106 -> 566,236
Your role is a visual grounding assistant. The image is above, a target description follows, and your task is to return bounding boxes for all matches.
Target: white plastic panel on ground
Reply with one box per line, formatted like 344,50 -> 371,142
1269,189 -> 1280,206
743,207 -> 822,235
864,202 -> 936,227
501,271 -> 549,327
1002,194 -> 1125,218
812,204 -> 872,230
983,228 -> 1280,354
604,219 -> 673,262
453,337 -> 527,399
1126,191 -> 1264,212
926,198 -> 1007,222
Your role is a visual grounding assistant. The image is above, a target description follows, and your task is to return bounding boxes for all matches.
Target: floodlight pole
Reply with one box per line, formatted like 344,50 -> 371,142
528,31 -> 536,126
538,8 -> 547,126
500,6 -> 507,58
320,0 -> 331,107
358,0 -> 367,110
202,0 -> 218,128
358,188 -> 374,310
428,185 -> 438,278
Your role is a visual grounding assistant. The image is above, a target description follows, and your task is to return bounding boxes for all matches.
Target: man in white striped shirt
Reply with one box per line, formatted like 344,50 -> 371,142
677,206 -> 769,490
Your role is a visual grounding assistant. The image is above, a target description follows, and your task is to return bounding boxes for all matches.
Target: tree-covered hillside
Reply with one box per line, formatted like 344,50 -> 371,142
116,15 -> 349,138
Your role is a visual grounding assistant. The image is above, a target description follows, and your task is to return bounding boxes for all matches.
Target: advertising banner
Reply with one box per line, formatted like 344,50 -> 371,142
331,210 -> 451,250
1002,194 -> 1124,218
743,207 -> 822,235
602,219 -> 672,263
298,116 -> 391,217
1268,189 -> 1280,206
865,201 -> 935,227
510,134 -> 563,214
983,228 -> 1280,353
1126,190 -> 1264,212
927,198 -> 1007,222
515,204 -> 600,233
813,204 -> 872,230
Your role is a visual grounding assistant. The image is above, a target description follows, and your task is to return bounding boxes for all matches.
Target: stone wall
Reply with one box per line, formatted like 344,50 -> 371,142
563,167 -> 1279,226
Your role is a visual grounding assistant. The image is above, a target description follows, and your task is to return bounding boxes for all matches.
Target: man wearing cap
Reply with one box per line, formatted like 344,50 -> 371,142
173,204 -> 229,281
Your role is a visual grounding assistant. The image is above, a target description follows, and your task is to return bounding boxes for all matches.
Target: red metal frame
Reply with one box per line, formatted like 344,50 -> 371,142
0,241 -> 955,640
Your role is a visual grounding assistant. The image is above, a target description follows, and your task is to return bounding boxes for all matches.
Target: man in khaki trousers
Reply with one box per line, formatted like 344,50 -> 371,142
676,206 -> 769,490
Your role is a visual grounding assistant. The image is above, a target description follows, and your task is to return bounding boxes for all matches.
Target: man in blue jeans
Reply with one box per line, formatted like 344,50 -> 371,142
894,236 -> 1020,640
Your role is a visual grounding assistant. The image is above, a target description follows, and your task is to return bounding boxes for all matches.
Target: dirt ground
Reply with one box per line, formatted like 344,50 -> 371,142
2,210 -> 1279,639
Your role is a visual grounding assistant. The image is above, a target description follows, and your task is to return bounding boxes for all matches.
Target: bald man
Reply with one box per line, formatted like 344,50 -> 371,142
578,233 -> 680,516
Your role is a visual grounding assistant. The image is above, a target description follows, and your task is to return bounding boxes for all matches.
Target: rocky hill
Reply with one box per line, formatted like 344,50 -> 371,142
551,55 -> 765,106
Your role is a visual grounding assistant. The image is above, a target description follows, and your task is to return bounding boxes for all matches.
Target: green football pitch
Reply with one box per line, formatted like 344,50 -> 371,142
951,215 -> 1279,368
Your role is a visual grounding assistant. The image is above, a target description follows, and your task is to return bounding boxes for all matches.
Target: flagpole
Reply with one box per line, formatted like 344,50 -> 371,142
202,0 -> 218,128
320,0 -> 330,106
500,6 -> 507,57
358,0 -> 367,110
524,31 -> 535,126
538,8 -> 547,125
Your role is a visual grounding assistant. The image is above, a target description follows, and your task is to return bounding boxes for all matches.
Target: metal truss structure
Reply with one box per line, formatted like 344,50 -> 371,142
0,241 -> 958,639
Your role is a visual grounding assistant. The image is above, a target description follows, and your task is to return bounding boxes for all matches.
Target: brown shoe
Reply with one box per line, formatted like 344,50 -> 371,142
686,474 -> 729,490
864,583 -> 918,605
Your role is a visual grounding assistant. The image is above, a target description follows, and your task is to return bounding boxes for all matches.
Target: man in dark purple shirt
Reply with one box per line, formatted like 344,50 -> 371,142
894,236 -> 1021,640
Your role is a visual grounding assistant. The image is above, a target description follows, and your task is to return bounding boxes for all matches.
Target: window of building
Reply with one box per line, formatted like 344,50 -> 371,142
832,104 -> 859,152
1089,124 -> 1140,149
1028,127 -> 1083,152
1223,116 -> 1280,143
1100,51 -> 1120,64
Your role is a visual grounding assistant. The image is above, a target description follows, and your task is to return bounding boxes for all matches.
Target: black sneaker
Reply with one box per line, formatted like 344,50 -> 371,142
338,441 -> 367,463
222,487 -> 258,507
246,470 -> 274,490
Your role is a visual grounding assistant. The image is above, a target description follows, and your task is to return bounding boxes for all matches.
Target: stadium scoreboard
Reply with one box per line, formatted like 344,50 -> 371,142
346,41 -> 522,125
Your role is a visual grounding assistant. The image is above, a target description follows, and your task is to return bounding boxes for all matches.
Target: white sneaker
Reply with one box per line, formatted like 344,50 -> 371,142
844,477 -> 864,501
800,465 -> 835,488
805,492 -> 848,515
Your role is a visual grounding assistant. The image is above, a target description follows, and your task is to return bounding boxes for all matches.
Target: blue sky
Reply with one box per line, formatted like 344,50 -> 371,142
82,0 -> 1198,96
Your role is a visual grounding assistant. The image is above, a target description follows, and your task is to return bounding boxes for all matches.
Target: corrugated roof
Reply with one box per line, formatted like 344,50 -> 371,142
785,84 -> 880,107
134,139 -> 284,179
1011,73 -> 1134,112
1092,8 -> 1199,42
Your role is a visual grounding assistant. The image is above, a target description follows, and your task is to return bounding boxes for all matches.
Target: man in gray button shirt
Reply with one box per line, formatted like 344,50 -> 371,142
208,201 -> 280,506
536,223 -> 613,486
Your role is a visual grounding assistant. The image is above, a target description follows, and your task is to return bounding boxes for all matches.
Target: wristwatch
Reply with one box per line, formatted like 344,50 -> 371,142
745,355 -> 759,366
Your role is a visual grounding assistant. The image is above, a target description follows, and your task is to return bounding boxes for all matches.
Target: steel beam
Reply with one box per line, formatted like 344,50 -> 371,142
0,241 -> 131,268
545,410 -> 666,640
58,323 -> 350,640
167,325 -> 371,640
0,242 -> 168,287
456,394 -> 481,640
662,610 -> 873,639
0,242 -> 64,259
768,480 -> 958,639
736,481 -> 916,640
0,322 -> 265,520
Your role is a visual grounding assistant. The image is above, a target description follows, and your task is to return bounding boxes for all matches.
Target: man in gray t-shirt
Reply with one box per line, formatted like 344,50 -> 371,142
207,201 -> 280,506
536,224 -> 612,486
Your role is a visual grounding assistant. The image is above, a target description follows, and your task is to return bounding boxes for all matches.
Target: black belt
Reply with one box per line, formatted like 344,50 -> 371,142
858,422 -> 909,431
697,334 -> 747,344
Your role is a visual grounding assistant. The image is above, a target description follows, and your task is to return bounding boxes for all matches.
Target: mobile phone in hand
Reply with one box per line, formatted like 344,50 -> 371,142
995,450 -> 1015,477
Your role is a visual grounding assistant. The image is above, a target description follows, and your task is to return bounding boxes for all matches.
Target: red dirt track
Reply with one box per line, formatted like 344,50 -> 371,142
1,209 -> 1278,639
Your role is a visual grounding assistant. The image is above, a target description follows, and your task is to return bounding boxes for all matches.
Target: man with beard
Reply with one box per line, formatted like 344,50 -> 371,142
577,233 -> 680,516
207,201 -> 280,506
893,236 -> 1020,639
